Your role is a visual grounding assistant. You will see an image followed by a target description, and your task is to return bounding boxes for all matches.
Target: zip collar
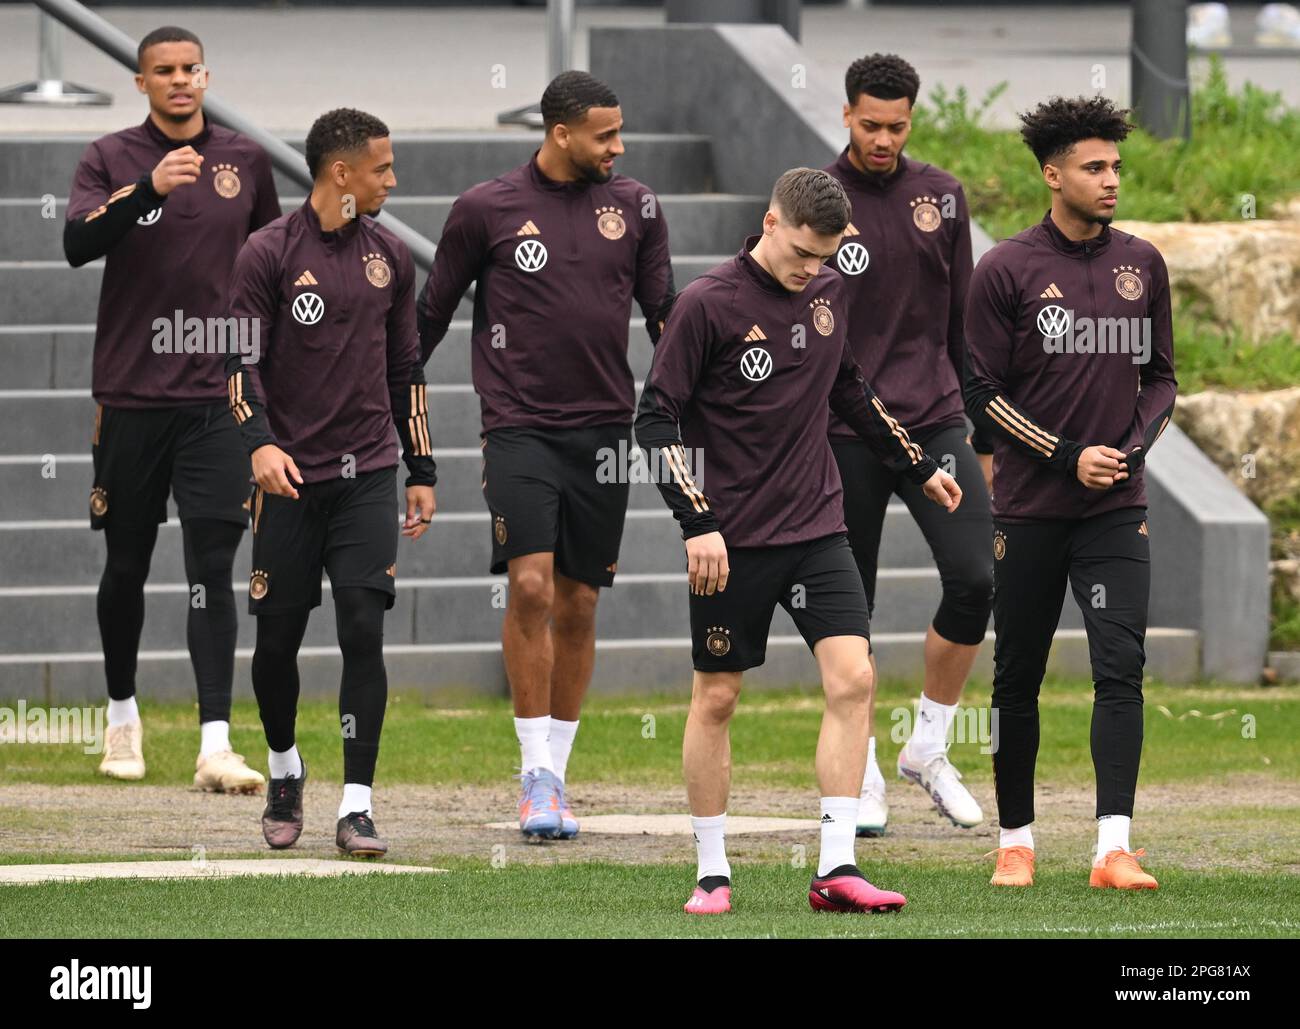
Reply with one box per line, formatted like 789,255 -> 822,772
1038,209 -> 1112,258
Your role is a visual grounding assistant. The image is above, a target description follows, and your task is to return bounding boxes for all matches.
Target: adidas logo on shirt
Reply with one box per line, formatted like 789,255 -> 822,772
1039,282 -> 1063,299
743,324 -> 767,342
294,270 -> 318,286
843,222 -> 860,237
516,220 -> 540,236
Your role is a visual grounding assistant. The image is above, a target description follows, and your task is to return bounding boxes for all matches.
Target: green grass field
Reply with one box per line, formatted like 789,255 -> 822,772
2,678 -> 1297,938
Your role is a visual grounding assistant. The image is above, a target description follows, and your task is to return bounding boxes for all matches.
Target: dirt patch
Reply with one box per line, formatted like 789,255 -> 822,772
1,775 -> 1296,874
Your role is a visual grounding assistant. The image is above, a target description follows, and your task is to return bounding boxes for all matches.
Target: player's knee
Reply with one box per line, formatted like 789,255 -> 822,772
336,606 -> 384,658
825,661 -> 873,710
552,585 -> 598,636
508,568 -> 554,620
692,674 -> 741,724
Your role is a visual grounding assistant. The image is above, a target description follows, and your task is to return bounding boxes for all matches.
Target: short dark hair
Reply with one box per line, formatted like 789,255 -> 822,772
771,168 -> 852,236
1019,95 -> 1134,167
137,26 -> 203,71
540,71 -> 619,131
305,108 -> 390,180
845,53 -> 920,107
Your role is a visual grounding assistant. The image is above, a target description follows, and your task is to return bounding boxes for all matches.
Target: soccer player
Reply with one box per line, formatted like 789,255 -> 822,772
64,26 -> 280,792
825,54 -> 991,836
635,169 -> 962,914
225,108 -> 436,858
417,72 -> 674,840
964,96 -> 1176,889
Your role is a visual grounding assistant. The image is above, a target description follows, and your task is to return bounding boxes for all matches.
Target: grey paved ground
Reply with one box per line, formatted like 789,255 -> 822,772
0,4 -> 1295,134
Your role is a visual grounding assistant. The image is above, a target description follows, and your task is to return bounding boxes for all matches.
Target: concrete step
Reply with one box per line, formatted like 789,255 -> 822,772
0,254 -> 725,324
0,321 -> 662,391
0,194 -> 765,260
0,627 -> 1204,701
0,505 -> 978,588
0,564 -> 987,654
0,132 -> 717,199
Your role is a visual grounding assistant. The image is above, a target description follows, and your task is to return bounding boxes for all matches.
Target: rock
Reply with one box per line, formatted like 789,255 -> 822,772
1114,219 -> 1300,342
1174,387 -> 1300,508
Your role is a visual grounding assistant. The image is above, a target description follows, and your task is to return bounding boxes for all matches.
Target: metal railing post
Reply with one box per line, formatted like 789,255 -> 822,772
0,9 -> 111,106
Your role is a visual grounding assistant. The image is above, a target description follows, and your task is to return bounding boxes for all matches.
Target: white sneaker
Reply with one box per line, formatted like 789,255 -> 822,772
897,743 -> 983,828
856,779 -> 888,838
194,750 -> 266,794
1187,2 -> 1232,48
98,720 -> 145,780
1257,3 -> 1300,46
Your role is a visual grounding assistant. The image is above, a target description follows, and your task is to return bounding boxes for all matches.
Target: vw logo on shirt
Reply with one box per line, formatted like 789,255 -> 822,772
740,346 -> 773,382
1036,304 -> 1072,339
836,241 -> 869,276
292,291 -> 325,325
137,207 -> 162,227
514,239 -> 548,273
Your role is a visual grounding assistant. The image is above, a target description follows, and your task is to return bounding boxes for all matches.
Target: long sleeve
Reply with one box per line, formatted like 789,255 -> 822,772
1115,251 -> 1177,472
224,239 -> 279,454
386,243 -> 437,488
963,258 -> 1084,476
633,290 -> 720,539
633,190 -> 676,345
945,185 -> 974,386
830,341 -> 938,484
64,143 -> 166,268
248,150 -> 282,233
417,194 -> 489,363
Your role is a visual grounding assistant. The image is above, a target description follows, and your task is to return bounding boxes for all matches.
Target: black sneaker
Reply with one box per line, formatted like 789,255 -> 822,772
336,811 -> 388,859
261,760 -> 307,850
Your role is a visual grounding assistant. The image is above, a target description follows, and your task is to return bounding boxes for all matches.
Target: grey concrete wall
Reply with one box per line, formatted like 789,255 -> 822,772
591,23 -> 997,260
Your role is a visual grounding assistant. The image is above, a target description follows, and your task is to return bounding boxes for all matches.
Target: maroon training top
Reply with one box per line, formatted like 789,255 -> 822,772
65,115 -> 281,407
964,212 -> 1177,521
823,149 -> 973,441
224,200 -> 435,487
417,153 -> 674,432
635,236 -> 937,548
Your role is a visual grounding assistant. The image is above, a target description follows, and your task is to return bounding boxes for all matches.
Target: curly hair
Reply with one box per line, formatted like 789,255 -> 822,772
540,71 -> 619,131
771,168 -> 852,236
1019,95 -> 1134,167
845,53 -> 920,107
305,108 -> 390,180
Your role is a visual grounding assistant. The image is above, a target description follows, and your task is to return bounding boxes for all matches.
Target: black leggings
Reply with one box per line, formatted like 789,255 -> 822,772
990,507 -> 1150,827
832,425 -> 994,646
252,587 -> 389,786
98,518 -> 242,724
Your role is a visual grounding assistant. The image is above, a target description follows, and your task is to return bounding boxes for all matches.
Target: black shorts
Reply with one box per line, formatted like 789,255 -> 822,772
89,402 -> 250,531
689,533 -> 870,672
481,423 -> 631,587
248,466 -> 398,614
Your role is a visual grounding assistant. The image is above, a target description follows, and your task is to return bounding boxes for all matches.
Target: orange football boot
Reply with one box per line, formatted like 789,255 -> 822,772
987,846 -> 1035,887
1090,848 -> 1158,890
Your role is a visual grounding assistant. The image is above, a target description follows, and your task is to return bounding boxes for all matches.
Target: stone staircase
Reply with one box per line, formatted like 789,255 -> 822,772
0,130 -> 1200,700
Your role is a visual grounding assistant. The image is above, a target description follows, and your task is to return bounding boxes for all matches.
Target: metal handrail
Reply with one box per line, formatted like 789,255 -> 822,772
33,0 -> 440,272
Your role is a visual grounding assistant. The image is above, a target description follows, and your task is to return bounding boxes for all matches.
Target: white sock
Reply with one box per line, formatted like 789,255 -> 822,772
817,797 -> 859,876
548,718 -> 579,783
107,697 -> 139,728
339,783 -> 372,819
691,812 -> 730,882
1095,814 -> 1131,863
908,693 -> 957,762
515,716 -> 553,773
199,720 -> 230,758
860,736 -> 884,794
267,745 -> 302,780
1000,824 -> 1034,850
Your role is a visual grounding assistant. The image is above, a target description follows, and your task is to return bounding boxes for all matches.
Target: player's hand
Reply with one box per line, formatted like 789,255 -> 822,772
922,468 -> 962,512
150,146 -> 203,196
1076,445 -> 1129,490
685,531 -> 729,596
402,485 -> 436,540
251,444 -> 303,499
